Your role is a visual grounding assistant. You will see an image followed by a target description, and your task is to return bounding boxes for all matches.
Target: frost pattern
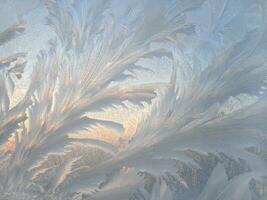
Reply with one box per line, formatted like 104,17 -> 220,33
0,0 -> 267,199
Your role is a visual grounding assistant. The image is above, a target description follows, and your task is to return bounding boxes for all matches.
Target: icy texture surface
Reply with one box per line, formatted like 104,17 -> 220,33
0,0 -> 267,199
